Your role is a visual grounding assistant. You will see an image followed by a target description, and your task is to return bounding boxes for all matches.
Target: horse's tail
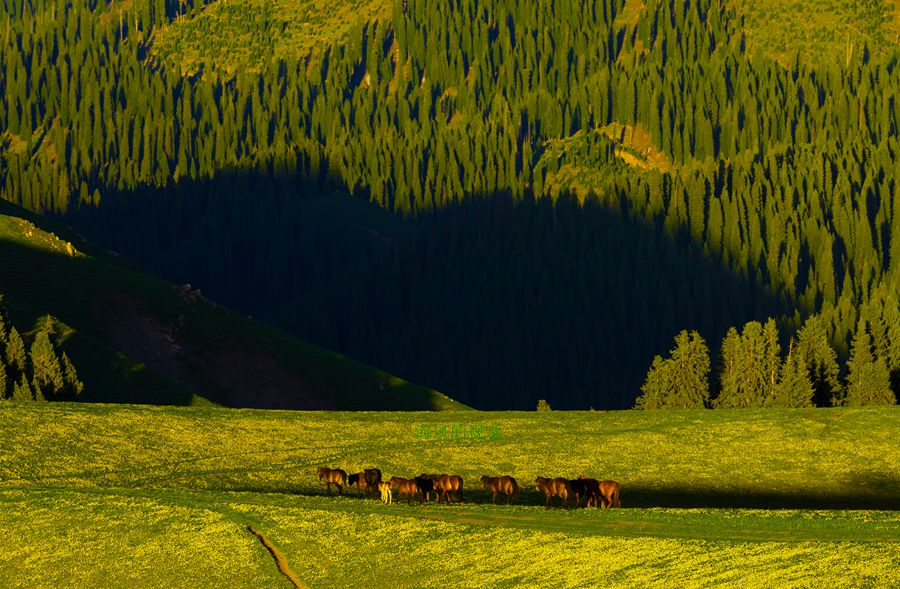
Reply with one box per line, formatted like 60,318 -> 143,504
613,485 -> 621,508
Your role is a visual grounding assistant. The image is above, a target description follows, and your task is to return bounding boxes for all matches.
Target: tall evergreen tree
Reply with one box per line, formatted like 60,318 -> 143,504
5,327 -> 26,376
29,330 -> 64,398
845,318 -> 896,406
796,315 -> 843,406
11,374 -> 32,401
60,352 -> 84,397
768,339 -> 815,408
635,330 -> 710,409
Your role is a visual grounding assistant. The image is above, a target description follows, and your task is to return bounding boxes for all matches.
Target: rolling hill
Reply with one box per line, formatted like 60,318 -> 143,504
0,198 -> 467,410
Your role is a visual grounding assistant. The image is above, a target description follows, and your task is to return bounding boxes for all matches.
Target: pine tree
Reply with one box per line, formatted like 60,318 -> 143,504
635,330 -> 709,409
0,362 -> 7,400
11,374 -> 32,401
5,327 -> 26,376
845,318 -> 896,406
768,339 -> 814,408
30,330 -> 64,398
61,352 -> 84,397
713,326 -> 742,408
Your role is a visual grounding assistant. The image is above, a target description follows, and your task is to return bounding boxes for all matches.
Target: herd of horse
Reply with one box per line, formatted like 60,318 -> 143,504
315,467 -> 622,509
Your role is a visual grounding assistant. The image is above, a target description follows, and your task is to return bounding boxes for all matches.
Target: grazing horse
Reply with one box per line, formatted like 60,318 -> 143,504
577,476 -> 602,508
389,476 -> 423,505
569,478 -> 589,508
414,476 -> 436,503
349,468 -> 383,498
317,467 -> 348,495
535,477 -> 572,508
378,481 -> 393,504
597,480 -> 622,508
432,474 -> 464,504
480,475 -> 519,505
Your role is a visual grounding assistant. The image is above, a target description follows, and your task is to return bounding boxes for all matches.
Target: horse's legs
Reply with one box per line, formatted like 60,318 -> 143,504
337,484 -> 343,495
325,482 -> 332,495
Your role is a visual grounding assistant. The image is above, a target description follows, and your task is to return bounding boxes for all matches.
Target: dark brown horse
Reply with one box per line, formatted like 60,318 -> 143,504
535,476 -> 572,508
577,476 -> 602,508
421,474 -> 464,503
597,480 -> 622,508
317,467 -> 348,495
480,475 -> 519,504
389,476 -> 423,505
569,478 -> 589,508
349,468 -> 383,498
414,476 -> 436,503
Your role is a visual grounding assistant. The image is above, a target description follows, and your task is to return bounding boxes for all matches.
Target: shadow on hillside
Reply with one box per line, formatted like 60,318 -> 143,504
0,210 -> 458,410
56,165 -> 794,410
237,471 -> 900,510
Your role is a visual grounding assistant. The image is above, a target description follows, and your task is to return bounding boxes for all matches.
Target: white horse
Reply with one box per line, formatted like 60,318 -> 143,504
378,481 -> 393,504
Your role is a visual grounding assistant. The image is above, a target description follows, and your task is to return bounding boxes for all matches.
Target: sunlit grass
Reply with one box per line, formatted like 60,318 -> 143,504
151,0 -> 392,76
735,0 -> 898,66
1,403 -> 898,586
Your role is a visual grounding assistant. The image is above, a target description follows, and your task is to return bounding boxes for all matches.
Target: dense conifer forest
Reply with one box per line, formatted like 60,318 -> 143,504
2,0 -> 900,408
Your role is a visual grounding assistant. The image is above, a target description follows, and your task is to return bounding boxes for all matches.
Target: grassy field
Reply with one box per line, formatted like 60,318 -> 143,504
1,403 -> 898,587
0,198 -> 464,410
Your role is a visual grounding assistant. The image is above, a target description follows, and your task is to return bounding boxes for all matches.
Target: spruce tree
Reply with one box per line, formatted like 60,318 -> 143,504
796,315 -> 843,406
768,339 -> 814,408
30,330 -> 64,398
61,352 -> 84,397
5,327 -> 26,376
713,326 -> 743,408
11,375 -> 32,401
0,362 -> 7,400
635,330 -> 709,409
845,318 -> 896,406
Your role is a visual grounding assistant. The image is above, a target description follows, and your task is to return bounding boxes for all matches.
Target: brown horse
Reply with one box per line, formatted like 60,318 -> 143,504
577,476 -> 602,508
568,478 -> 589,508
597,480 -> 622,508
535,477 -> 572,508
389,476 -> 423,505
317,467 -> 348,495
349,468 -> 383,498
481,475 -> 519,504
421,474 -> 464,503
414,476 -> 436,503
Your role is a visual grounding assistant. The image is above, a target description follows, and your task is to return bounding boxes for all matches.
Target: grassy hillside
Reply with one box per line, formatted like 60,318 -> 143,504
735,0 -> 899,65
2,403 -> 898,587
0,199 -> 466,410
151,0 -> 393,76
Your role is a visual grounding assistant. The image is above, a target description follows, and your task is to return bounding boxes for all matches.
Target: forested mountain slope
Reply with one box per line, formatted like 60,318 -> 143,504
0,199 -> 463,410
3,0 -> 900,408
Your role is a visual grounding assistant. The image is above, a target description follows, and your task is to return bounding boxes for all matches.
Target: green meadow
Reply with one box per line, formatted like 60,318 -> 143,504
2,403 -> 898,587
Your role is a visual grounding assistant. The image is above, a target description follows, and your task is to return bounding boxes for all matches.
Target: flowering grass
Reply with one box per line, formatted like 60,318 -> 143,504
1,403 -> 898,586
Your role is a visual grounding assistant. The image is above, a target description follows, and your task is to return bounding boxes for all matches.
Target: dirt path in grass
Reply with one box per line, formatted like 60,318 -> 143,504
247,525 -> 309,589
